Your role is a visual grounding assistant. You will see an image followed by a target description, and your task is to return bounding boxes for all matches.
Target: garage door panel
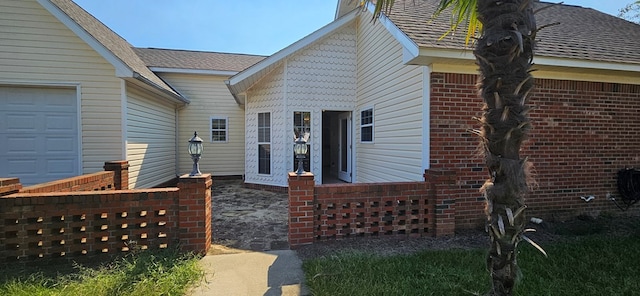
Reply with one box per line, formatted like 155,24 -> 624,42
46,159 -> 76,174
46,136 -> 76,152
7,159 -> 37,175
0,86 -> 79,185
45,115 -> 75,131
6,136 -> 38,154
6,114 -> 38,131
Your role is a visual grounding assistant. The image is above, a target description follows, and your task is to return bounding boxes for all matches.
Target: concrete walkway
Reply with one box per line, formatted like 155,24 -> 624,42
188,249 -> 309,296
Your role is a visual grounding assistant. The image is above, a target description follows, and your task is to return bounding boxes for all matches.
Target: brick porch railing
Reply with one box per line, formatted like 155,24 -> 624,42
287,169 -> 457,248
0,161 -> 211,266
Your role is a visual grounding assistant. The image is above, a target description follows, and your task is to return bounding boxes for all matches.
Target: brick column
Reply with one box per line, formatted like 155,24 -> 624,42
0,178 -> 22,196
424,169 -> 457,237
288,172 -> 315,248
103,160 -> 130,190
177,174 -> 212,254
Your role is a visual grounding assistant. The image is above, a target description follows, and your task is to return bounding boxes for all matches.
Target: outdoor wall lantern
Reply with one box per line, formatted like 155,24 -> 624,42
294,134 -> 308,176
188,131 -> 203,176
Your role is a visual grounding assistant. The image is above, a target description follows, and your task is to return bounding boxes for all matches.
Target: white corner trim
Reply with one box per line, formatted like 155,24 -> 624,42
37,0 -> 134,78
75,84 -> 83,175
120,79 -> 128,160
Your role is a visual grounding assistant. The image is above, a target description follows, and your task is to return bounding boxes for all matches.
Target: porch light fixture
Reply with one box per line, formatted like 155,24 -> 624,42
188,131 -> 203,176
294,134 -> 308,175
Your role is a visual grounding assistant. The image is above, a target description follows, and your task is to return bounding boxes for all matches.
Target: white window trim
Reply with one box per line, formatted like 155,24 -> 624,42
210,116 -> 229,143
257,112 -> 272,176
360,106 -> 374,143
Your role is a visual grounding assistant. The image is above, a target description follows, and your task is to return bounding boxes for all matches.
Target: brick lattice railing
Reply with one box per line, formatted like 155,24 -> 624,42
0,161 -> 212,265
287,170 -> 457,248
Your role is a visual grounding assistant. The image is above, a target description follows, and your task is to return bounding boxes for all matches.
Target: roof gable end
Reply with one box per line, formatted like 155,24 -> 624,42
39,0 -> 187,102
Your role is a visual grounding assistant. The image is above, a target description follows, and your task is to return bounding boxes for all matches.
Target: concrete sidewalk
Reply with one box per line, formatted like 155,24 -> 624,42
188,250 -> 309,296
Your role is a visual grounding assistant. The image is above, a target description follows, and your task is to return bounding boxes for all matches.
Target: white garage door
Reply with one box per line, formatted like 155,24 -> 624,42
0,86 -> 79,185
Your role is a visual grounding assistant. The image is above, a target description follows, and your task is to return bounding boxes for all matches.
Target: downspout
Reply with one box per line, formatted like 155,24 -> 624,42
120,79 -> 128,161
175,103 -> 189,178
422,66 -> 431,174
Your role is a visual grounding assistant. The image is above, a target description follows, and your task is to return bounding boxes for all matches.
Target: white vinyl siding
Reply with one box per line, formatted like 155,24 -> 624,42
0,1 -> 124,176
355,16 -> 424,183
159,73 -> 245,176
245,67 -> 286,187
126,85 -> 176,188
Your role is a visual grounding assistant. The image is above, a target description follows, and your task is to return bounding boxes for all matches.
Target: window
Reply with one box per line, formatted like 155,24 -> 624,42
210,117 -> 228,142
258,112 -> 271,175
293,111 -> 311,172
361,108 -> 373,142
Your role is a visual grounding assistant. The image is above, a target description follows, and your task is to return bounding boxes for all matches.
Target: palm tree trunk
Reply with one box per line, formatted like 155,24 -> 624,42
474,0 -> 536,295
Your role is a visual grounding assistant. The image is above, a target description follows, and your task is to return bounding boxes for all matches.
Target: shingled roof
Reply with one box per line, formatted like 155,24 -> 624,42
133,48 -> 265,72
386,0 -> 640,65
47,0 -> 184,100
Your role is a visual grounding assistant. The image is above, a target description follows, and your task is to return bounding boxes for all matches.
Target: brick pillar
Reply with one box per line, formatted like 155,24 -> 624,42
424,169 -> 457,237
177,174 -> 212,254
104,161 -> 130,190
288,172 -> 315,248
0,178 -> 22,196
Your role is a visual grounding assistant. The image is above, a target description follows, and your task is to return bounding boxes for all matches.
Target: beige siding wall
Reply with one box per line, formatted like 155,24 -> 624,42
0,0 -> 123,174
126,84 -> 176,188
355,17 -> 425,182
159,73 -> 245,176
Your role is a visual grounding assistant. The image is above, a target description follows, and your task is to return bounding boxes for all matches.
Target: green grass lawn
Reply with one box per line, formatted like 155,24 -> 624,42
303,234 -> 640,296
0,248 -> 203,296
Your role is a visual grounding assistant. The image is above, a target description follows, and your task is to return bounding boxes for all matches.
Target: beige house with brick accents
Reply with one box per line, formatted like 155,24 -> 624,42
1,0 -> 639,225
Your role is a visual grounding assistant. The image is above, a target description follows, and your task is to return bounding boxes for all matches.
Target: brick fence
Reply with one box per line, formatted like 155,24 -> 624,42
0,161 -> 211,266
287,169 -> 457,248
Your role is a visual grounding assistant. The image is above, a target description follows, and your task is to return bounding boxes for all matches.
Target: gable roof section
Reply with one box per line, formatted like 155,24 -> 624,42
225,8 -> 359,104
385,0 -> 640,71
134,48 -> 266,76
39,0 -> 187,103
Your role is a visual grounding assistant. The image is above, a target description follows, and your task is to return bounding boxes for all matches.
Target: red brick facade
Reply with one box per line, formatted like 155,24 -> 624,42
430,73 -> 640,228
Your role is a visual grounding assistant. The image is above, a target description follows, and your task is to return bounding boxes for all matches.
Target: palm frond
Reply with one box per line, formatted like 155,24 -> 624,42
433,0 -> 481,45
370,0 -> 396,19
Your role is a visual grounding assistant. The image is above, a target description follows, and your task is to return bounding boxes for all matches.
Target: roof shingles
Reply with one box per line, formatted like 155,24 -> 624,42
386,0 -> 640,65
133,48 -> 265,72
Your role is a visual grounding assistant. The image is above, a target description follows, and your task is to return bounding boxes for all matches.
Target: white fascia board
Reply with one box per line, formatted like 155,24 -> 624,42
227,9 -> 358,92
38,0 -> 134,78
534,56 -> 640,73
149,67 -> 238,76
362,2 -> 420,64
335,0 -> 345,20
414,47 -> 640,74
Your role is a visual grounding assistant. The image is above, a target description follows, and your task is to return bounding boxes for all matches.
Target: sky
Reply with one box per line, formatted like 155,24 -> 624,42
73,0 -> 633,56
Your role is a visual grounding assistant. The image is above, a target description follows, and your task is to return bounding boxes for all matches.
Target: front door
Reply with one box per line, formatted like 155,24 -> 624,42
338,112 -> 352,182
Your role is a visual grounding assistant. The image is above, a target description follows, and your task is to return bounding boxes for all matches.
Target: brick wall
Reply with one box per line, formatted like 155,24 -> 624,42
430,73 -> 640,228
287,171 -> 455,248
0,161 -> 212,265
1,188 -> 180,265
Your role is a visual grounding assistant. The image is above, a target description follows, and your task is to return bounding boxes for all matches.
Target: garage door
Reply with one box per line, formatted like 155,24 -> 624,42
0,86 -> 79,185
